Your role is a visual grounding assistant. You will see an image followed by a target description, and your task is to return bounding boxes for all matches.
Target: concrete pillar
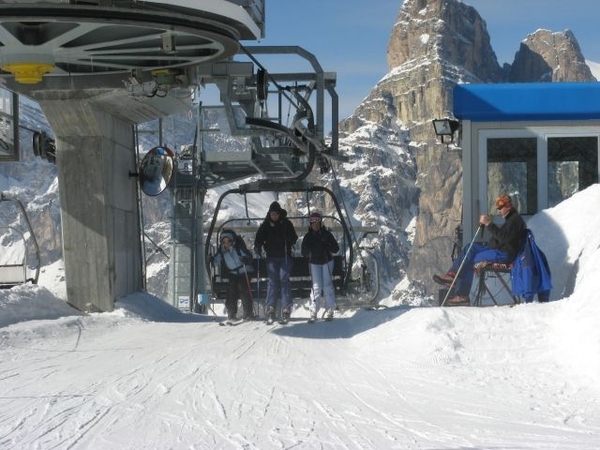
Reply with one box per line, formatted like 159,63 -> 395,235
38,97 -> 142,312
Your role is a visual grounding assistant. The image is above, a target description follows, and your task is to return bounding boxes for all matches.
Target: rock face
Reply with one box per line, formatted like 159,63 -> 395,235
340,0 -> 596,300
509,29 -> 597,82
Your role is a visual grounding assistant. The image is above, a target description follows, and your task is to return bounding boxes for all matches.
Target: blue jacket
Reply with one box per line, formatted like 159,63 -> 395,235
511,229 -> 552,301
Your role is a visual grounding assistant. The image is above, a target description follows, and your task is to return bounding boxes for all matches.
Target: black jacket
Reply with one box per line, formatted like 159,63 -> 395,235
301,226 -> 340,265
254,209 -> 298,258
485,208 -> 527,262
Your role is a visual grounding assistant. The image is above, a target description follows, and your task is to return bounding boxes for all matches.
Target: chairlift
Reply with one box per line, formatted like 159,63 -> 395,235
0,194 -> 40,288
204,180 -> 380,311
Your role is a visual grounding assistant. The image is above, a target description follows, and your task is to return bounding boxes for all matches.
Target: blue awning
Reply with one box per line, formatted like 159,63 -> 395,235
454,82 -> 600,122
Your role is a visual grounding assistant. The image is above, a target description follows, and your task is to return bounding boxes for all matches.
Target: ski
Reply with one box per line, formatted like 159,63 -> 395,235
218,319 -> 245,326
264,317 -> 288,325
307,317 -> 333,323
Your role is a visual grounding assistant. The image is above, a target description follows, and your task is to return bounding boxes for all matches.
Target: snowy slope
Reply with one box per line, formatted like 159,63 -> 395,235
1,185 -> 599,449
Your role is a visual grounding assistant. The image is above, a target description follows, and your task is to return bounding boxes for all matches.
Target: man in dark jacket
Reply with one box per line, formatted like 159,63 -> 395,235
434,194 -> 527,306
254,201 -> 298,323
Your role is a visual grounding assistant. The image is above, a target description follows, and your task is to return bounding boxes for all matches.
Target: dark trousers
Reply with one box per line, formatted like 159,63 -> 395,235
225,274 -> 253,319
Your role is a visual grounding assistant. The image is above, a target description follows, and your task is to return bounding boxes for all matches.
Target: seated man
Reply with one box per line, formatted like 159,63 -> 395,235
434,194 -> 527,306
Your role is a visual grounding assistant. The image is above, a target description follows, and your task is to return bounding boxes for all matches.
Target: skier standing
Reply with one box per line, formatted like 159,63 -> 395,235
301,212 -> 340,321
254,201 -> 298,324
212,230 -> 255,321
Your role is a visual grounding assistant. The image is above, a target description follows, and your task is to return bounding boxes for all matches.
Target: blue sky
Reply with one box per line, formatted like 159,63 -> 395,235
255,0 -> 600,121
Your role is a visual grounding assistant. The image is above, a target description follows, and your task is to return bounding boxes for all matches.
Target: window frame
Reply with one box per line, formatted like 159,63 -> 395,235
478,127 -> 600,216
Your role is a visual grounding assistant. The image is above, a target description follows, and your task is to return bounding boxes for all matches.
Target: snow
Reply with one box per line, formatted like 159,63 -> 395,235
1,187 -> 600,448
587,59 -> 600,80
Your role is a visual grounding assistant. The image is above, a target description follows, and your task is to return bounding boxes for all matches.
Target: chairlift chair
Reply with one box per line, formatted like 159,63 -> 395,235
0,194 -> 41,288
204,180 -> 380,310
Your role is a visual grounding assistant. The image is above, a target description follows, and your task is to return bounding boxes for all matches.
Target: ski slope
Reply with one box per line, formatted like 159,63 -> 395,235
2,186 -> 600,449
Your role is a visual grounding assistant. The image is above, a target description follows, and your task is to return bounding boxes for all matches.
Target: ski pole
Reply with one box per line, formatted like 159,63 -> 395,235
207,254 -> 219,317
324,250 -> 336,311
242,264 -> 255,316
255,255 -> 262,318
307,252 -> 317,313
440,223 -> 485,307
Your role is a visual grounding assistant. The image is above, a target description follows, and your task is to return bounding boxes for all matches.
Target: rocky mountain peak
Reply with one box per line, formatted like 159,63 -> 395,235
508,29 -> 597,82
341,0 -> 598,302
386,0 -> 503,83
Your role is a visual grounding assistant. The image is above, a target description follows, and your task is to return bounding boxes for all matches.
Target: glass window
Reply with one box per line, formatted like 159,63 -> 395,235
547,136 -> 598,207
486,137 -> 537,214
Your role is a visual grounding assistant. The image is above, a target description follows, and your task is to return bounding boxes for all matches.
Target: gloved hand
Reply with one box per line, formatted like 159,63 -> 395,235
254,247 -> 262,258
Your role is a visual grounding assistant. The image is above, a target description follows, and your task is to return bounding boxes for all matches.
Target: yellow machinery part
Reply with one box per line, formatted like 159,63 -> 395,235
2,62 -> 55,84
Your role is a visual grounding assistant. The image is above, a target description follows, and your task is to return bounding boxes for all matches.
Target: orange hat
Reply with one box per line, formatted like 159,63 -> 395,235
495,194 -> 512,209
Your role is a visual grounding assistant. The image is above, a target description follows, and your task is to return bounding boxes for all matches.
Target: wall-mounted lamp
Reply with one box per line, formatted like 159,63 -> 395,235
432,118 -> 460,145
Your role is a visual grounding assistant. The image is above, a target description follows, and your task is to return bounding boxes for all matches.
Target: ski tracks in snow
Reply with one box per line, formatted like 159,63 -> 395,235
2,307 -> 600,449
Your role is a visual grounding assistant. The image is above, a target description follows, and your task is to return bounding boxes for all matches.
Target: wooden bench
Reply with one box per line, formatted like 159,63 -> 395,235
473,262 -> 519,306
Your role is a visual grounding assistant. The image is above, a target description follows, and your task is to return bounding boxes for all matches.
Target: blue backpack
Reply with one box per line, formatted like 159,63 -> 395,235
511,229 -> 552,302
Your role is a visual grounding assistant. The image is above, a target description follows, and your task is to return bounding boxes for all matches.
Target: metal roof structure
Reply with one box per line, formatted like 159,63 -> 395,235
454,82 -> 600,122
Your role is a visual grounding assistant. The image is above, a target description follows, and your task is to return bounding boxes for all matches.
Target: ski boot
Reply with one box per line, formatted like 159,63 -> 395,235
266,307 -> 276,325
325,309 -> 334,321
280,308 -> 290,324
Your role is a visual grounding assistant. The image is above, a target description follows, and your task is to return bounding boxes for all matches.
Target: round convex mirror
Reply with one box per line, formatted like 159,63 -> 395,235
139,146 -> 174,196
